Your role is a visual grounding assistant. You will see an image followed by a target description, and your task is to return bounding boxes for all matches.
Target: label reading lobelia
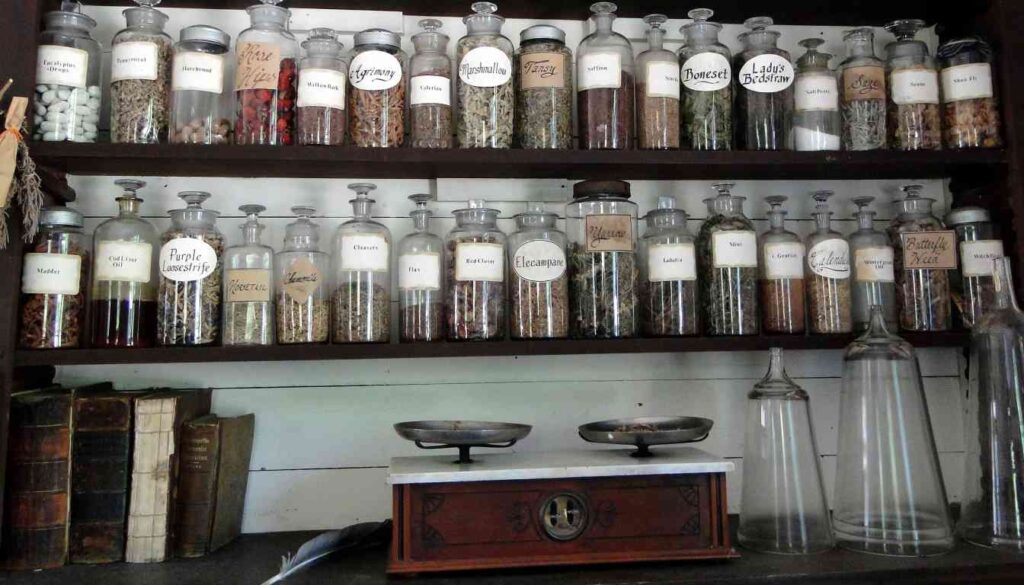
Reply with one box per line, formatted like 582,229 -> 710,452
901,231 -> 958,270
854,247 -> 895,282
340,235 -> 389,272
281,258 -> 320,302
712,232 -> 757,268
399,253 -> 441,290
891,69 -> 939,105
648,243 -> 696,282
513,240 -> 566,282
645,62 -> 680,99
808,239 -> 851,279
36,45 -> 88,88
173,52 -> 224,94
584,215 -> 633,252
520,53 -> 566,89
795,74 -> 838,112
159,238 -> 218,282
21,253 -> 81,295
942,63 -> 994,102
961,240 -> 1005,277
349,51 -> 402,91
578,53 -> 622,90
95,241 -> 152,283
764,242 -> 805,279
411,75 -> 451,106
298,68 -> 346,109
226,268 -> 272,303
738,54 -> 794,93
681,52 -> 731,92
459,47 -> 512,87
235,42 -> 281,91
455,243 -> 504,282
111,41 -> 159,82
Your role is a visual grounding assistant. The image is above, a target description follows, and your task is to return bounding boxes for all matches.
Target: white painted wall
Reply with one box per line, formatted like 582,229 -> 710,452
52,4 -> 966,534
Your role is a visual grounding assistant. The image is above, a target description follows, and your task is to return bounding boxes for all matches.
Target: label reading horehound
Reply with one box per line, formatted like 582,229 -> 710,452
459,47 -> 512,87
348,50 -> 402,91
808,239 -> 851,279
340,235 -> 389,272
280,258 -> 320,303
961,240 -> 1005,277
159,238 -> 218,282
712,231 -> 758,268
21,253 -> 81,295
298,68 -> 346,109
36,45 -> 88,88
764,242 -> 805,279
681,52 -> 731,92
173,51 -> 225,94
111,41 -> 159,82
648,243 -> 696,282
738,54 -> 794,93
513,240 -> 566,282
455,242 -> 504,282
399,253 -> 441,290
95,241 -> 153,283
891,69 -> 940,105
578,52 -> 622,90
854,247 -> 895,282
941,63 -> 994,103
520,52 -> 567,89
645,61 -> 680,99
235,42 -> 281,91
901,231 -> 958,270
227,268 -> 272,303
795,73 -> 839,112
410,75 -> 451,106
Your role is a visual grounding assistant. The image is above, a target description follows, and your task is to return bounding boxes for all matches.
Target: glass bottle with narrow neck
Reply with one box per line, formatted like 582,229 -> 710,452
889,184 -> 952,331
297,28 -> 347,146
884,19 -> 941,151
806,190 -> 852,334
679,8 -> 732,151
636,14 -> 680,150
222,204 -> 274,346
446,198 -> 506,341
839,28 -> 886,150
333,183 -> 392,343
456,2 -> 514,149
275,206 -> 329,344
736,17 -> 794,151
399,194 -> 445,342
760,196 -> 805,334
848,196 -> 897,331
793,38 -> 839,151
577,2 -> 635,150
698,183 -> 759,335
410,19 -> 453,149
641,196 -> 698,337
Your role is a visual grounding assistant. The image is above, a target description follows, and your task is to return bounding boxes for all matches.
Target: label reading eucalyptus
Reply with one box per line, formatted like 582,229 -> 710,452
648,243 -> 696,282
901,231 -> 957,270
21,253 -> 81,295
459,47 -> 512,87
854,247 -> 895,282
808,239 -> 851,279
340,235 -> 389,272
961,240 -> 1005,277
36,45 -> 88,88
645,61 -> 681,99
159,238 -> 218,282
399,253 -> 441,290
795,74 -> 839,112
941,63 -> 994,102
173,51 -> 225,94
712,231 -> 757,268
111,41 -> 159,82
95,241 -> 152,283
681,52 -> 731,91
584,215 -> 633,252
349,50 -> 402,91
891,69 -> 940,105
513,240 -> 566,282
410,75 -> 451,106
227,268 -> 272,303
578,53 -> 622,90
455,243 -> 504,282
764,242 -> 805,279
738,54 -> 794,93
520,52 -> 566,89
297,68 -> 346,109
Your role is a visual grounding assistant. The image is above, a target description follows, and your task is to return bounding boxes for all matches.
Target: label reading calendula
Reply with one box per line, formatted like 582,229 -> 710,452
961,240 -> 1005,277
764,242 -> 805,279
22,253 -> 81,295
455,243 -> 504,282
648,243 -> 696,282
112,41 -> 159,82
520,52 -> 566,89
227,268 -> 272,303
95,241 -> 152,283
399,253 -> 441,290
854,247 -> 895,282
578,53 -> 622,90
808,239 -> 851,279
712,231 -> 758,268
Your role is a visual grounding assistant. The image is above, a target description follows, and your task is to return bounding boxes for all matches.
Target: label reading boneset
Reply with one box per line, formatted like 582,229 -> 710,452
348,50 -> 402,91
21,253 -> 81,295
227,268 -> 272,303
159,238 -> 218,282
298,68 -> 346,109
578,53 -> 622,90
455,243 -> 504,282
901,231 -> 958,270
95,241 -> 152,283
399,253 -> 441,290
764,242 -> 805,279
340,235 -> 389,272
173,51 -> 225,94
459,47 -> 512,87
738,54 -> 794,93
712,231 -> 758,268
808,239 -> 851,279
513,240 -> 566,282
854,247 -> 895,282
681,52 -> 731,92
36,45 -> 88,88
648,243 -> 696,282
111,41 -> 159,82
411,75 -> 451,106
961,240 -> 1005,277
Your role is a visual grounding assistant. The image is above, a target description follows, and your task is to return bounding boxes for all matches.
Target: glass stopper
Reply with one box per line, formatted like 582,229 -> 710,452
348,182 -> 377,199
467,198 -> 486,209
765,195 -> 787,208
61,1 -> 83,12
812,190 -> 835,204
179,191 -> 211,206
643,14 -> 668,29
712,182 -> 735,196
308,27 -> 337,41
591,2 -> 617,16
291,205 -> 315,217
408,193 -> 435,207
134,0 -> 161,7
884,19 -> 926,40
239,204 -> 266,217
843,27 -> 874,42
260,0 -> 285,5
799,38 -> 825,51
744,16 -> 774,31
688,8 -> 713,21
419,18 -> 443,32
526,201 -> 548,213
472,1 -> 497,15
657,195 -> 677,210
115,178 -> 146,193
901,184 -> 924,199
852,196 -> 875,209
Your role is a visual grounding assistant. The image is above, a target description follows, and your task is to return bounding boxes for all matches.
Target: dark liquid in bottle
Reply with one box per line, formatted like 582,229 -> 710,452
90,299 -> 157,348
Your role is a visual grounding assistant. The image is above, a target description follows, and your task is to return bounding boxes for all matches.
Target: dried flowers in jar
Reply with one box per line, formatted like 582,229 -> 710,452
759,196 -> 805,334
509,202 -> 569,339
170,25 -> 232,144
234,0 -> 299,145
110,0 -> 173,144
938,37 -> 1003,149
446,199 -> 506,341
698,183 -> 759,335
277,206 -> 330,344
678,8 -> 733,151
348,29 -> 407,148
884,19 -> 941,151
332,184 -> 391,343
793,38 -> 840,151
297,28 -> 348,146
222,205 -> 274,346
736,17 -> 794,151
839,28 -> 886,151
19,207 -> 88,350
456,3 -> 514,149
409,20 -> 453,149
946,205 -> 1003,329
399,194 -> 445,342
577,3 -> 635,150
889,184 -> 954,332
636,14 -> 680,150
804,191 -> 852,334
641,196 -> 698,337
514,25 -> 573,150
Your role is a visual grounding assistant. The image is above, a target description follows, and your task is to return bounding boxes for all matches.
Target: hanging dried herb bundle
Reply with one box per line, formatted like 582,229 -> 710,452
156,231 -> 225,345
446,235 -> 504,340
332,280 -> 390,343
569,243 -> 639,338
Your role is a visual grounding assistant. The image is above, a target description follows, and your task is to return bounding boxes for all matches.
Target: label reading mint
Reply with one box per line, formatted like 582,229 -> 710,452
349,50 -> 402,91
173,51 -> 224,94
95,241 -> 153,283
458,47 -> 512,87
712,231 -> 757,268
399,253 -> 441,290
961,240 -> 1005,277
159,238 -> 218,282
340,235 -> 389,272
739,54 -> 794,93
36,45 -> 88,88
112,41 -> 159,82
808,239 -> 851,279
645,61 -> 680,100
512,240 -> 566,282
681,52 -> 731,92
941,63 -> 994,103
578,52 -> 622,90
648,243 -> 696,282
891,69 -> 939,105
854,247 -> 895,282
764,242 -> 805,279
455,242 -> 504,282
298,68 -> 346,109
22,253 -> 81,295
411,75 -> 451,106
795,73 -> 838,112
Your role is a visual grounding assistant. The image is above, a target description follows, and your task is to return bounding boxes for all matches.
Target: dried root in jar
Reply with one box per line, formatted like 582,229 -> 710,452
511,274 -> 568,339
349,81 -> 406,148
569,244 -> 639,338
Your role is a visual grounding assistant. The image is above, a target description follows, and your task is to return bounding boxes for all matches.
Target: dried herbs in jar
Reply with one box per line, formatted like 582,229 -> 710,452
839,28 -> 886,151
297,28 -> 348,146
514,25 -> 573,149
332,184 -> 392,343
110,0 -> 173,144
348,29 -> 406,148
889,185 -> 953,332
576,3 -> 635,150
678,8 -> 733,151
938,37 -> 1003,149
641,197 -> 699,337
884,20 -> 941,151
509,203 -> 569,339
636,14 -> 680,150
446,200 -> 506,341
399,194 -> 445,342
735,17 -> 794,151
759,196 -> 805,334
698,183 -> 759,335
456,3 -> 515,149
222,205 -> 274,346
409,20 -> 453,149
805,191 -> 852,334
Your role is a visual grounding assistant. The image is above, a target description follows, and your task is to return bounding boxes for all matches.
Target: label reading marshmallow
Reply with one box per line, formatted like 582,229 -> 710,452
112,41 -> 159,82
159,238 -> 218,282
340,235 -> 389,272
455,242 -> 504,282
712,231 -> 758,268
21,253 -> 81,295
173,51 -> 224,94
739,54 -> 794,93
645,61 -> 680,99
808,239 -> 851,279
681,52 -> 731,92
941,63 -> 994,103
298,68 -> 346,109
578,53 -> 622,90
513,240 -> 566,282
36,45 -> 88,88
795,74 -> 839,112
764,242 -> 805,279
349,50 -> 402,91
854,247 -> 895,282
891,69 -> 940,105
95,241 -> 152,283
411,75 -> 451,106
458,47 -> 512,87
648,243 -> 696,282
961,240 -> 1005,277
399,253 -> 441,290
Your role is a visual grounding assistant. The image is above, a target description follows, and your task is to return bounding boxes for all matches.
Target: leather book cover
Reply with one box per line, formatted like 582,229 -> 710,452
173,415 -> 221,558
209,414 -> 255,552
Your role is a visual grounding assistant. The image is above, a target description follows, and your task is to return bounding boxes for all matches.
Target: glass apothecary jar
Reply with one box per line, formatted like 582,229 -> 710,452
157,192 -> 224,346
679,8 -> 733,151
805,190 -> 852,334
399,194 -> 445,342
110,0 -> 173,144
889,184 -> 953,332
699,183 -> 759,336
333,183 -> 391,343
938,38 -> 1003,149
234,0 -> 299,145
19,207 -> 89,350
760,196 -> 805,334
514,25 -> 573,150
793,38 -> 839,151
409,20 -> 453,149
839,28 -> 886,151
457,2 -> 514,149
577,2 -> 635,150
446,199 -> 506,341
946,205 -> 1003,329
348,28 -> 407,148
170,25 -> 232,144
849,196 -> 897,331
297,28 -> 347,146
736,17 -> 794,151
884,19 -> 941,151
222,205 -> 274,346
276,206 -> 330,344
637,14 -> 680,150
32,1 -> 102,143
640,196 -> 698,337
508,203 -> 568,339
91,179 -> 159,348
566,180 -> 639,339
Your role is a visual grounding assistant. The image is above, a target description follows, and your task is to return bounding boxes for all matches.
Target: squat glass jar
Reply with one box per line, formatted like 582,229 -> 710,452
276,206 -> 330,344
793,38 -> 840,151
222,205 -> 274,346
234,0 -> 299,146
399,194 -> 445,342
509,202 -> 569,339
332,183 -> 392,343
409,20 -> 453,149
735,17 -> 794,151
110,0 -> 173,144
446,199 -> 507,341
938,38 -> 1003,149
348,29 -> 407,148
170,25 -> 232,144
884,19 -> 941,151
577,2 -> 635,150
889,184 -> 954,332
297,28 -> 347,146
514,25 -> 573,149
456,2 -> 515,149
636,14 -> 680,150
698,183 -> 759,335
679,8 -> 733,151
640,196 -> 698,337
946,206 -> 1003,329
839,28 -> 886,151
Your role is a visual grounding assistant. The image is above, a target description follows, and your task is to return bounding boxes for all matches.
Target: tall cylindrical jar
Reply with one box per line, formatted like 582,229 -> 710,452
276,206 -> 330,344
234,0 -> 299,145
938,38 -> 1003,149
849,197 -> 897,332
889,184 -> 954,332
805,191 -> 852,334
792,38 -> 839,151
348,29 -> 407,148
508,203 -> 568,339
514,25 -> 573,149
19,208 -> 88,350
946,206 -> 1003,329
576,2 -> 635,150
698,183 -> 759,336
640,196 -> 698,337
110,0 -> 173,144
297,28 -> 347,146
735,17 -> 794,151
760,196 -> 805,335
839,28 -> 886,151
333,183 -> 392,343
567,180 -> 639,339
32,2 -> 102,143
170,25 -> 232,144
399,194 -> 445,342
678,8 -> 733,151
409,20 -> 453,149
456,2 -> 514,149
222,205 -> 274,346
884,20 -> 941,151
636,14 -> 680,150
446,199 -> 506,341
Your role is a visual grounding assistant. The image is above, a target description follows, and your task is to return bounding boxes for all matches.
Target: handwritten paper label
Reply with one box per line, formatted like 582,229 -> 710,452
584,214 -> 634,252
340,235 -> 389,272
901,231 -> 957,270
227,268 -> 272,303
173,51 -> 224,94
22,253 -> 81,295
808,239 -> 851,278
111,41 -> 159,82
459,46 -> 512,87
764,242 -> 805,279
854,247 -> 895,282
842,65 -> 885,102
411,75 -> 451,106
961,240 -> 1005,277
942,63 -> 994,102
399,253 -> 441,290
681,52 -> 731,92
645,61 -> 681,99
712,231 -> 757,268
281,258 -> 321,302
298,68 -> 346,109
513,240 -> 566,282
349,50 -> 402,91
795,73 -> 839,112
578,52 -> 622,90
739,54 -> 794,93
520,52 -> 567,89
891,69 -> 940,105
455,242 -> 504,282
95,241 -> 152,283
159,238 -> 218,282
235,42 -> 281,91
36,45 -> 88,88
648,243 -> 696,282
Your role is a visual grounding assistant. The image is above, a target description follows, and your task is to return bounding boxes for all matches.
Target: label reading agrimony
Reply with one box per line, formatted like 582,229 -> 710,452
764,242 -> 805,279
842,65 -> 885,101
160,238 -> 218,282
111,41 -> 159,82
795,73 -> 839,112
645,61 -> 680,100
281,258 -> 320,303
961,240 -> 1005,277
235,41 -> 281,91
808,239 -> 851,279
173,51 -> 225,94
410,75 -> 451,106
513,240 -> 566,282
738,54 -> 794,93
399,253 -> 441,290
459,46 -> 512,87
520,52 -> 567,89
36,45 -> 88,88
95,241 -> 152,283
578,52 -> 622,91
455,242 -> 504,282
942,63 -> 994,103
298,68 -> 346,109
891,69 -> 940,105
854,247 -> 895,282
712,231 -> 757,268
647,243 -> 696,282
340,235 -> 389,272
226,268 -> 272,303
681,52 -> 731,92
21,253 -> 81,295
901,231 -> 958,270
349,50 -> 402,91
584,214 -> 633,253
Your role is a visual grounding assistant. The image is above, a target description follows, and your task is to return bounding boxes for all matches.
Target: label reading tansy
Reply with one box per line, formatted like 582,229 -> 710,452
520,52 -> 567,89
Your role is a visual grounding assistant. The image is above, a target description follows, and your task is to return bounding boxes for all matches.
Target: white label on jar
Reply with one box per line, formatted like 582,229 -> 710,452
173,51 -> 224,94
738,54 -> 794,93
942,63 -> 994,102
410,75 -> 451,106
648,243 -> 696,282
458,47 -> 512,88
645,61 -> 680,99
512,240 -> 566,282
712,231 -> 758,268
349,50 -> 402,91
854,247 -> 895,283
578,52 -> 622,90
795,74 -> 839,112
399,253 -> 441,290
764,242 -> 805,279
455,242 -> 504,282
36,45 -> 88,88
961,240 -> 1005,277
111,41 -> 159,82
891,69 -> 940,105
21,253 -> 81,295
808,239 -> 851,279
340,235 -> 389,272
95,241 -> 152,283
681,52 -> 731,92
159,238 -> 218,282
298,68 -> 346,109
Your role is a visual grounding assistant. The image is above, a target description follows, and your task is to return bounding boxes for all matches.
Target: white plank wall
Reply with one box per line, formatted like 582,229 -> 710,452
53,5 -> 967,534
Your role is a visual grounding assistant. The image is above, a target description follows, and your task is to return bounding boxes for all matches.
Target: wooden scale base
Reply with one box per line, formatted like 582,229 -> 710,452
387,447 -> 738,574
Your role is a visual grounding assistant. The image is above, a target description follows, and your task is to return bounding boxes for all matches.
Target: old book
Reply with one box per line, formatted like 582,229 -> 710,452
209,414 -> 255,552
125,389 -> 212,563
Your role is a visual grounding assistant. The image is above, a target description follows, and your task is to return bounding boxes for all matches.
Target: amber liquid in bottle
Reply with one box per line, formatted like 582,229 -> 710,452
91,299 -> 158,348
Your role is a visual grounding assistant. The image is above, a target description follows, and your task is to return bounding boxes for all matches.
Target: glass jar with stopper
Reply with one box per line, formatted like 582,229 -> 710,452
678,8 -> 733,151
348,28 -> 407,148
805,190 -> 852,334
889,184 -> 954,331
446,199 -> 506,341
222,204 -> 274,346
410,19 -> 453,149
946,205 -> 1003,329
276,206 -> 329,344
884,19 -> 941,151
514,24 -> 573,150
793,38 -> 840,151
576,2 -> 635,150
110,0 -> 173,144
91,179 -> 159,348
170,25 -> 232,144
735,16 -> 794,151
760,195 -> 805,335
636,14 -> 680,150
333,183 -> 391,343
297,28 -> 348,146
456,2 -> 514,149
640,196 -> 699,337
698,183 -> 759,336
399,194 -> 445,342
849,196 -> 897,332
234,0 -> 299,146
838,28 -> 886,151
508,202 -> 569,339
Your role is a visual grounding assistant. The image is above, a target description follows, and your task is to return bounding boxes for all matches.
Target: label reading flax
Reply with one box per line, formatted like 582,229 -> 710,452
578,53 -> 622,90
901,231 -> 957,270
22,253 -> 81,295
298,68 -> 346,109
520,52 -> 566,89
399,253 -> 441,290
645,61 -> 680,100
411,75 -> 451,106
111,41 -> 160,82
764,242 -> 805,279
712,231 -> 758,268
854,247 -> 895,282
455,243 -> 504,282
226,268 -> 272,303
235,42 -> 281,91
513,240 -> 566,282
459,47 -> 512,87
681,52 -> 731,92
159,238 -> 218,282
584,215 -> 633,252
941,63 -> 994,102
95,241 -> 152,283
842,65 -> 885,101
281,258 -> 320,303
891,69 -> 940,105
173,51 -> 225,94
36,45 -> 88,88
648,243 -> 696,282
808,239 -> 850,278
961,240 -> 1005,277
349,50 -> 403,91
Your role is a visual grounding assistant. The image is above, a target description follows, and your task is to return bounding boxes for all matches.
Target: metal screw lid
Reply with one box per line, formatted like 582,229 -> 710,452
521,25 -> 566,43
40,206 -> 84,227
945,206 -> 992,226
179,24 -> 231,47
354,28 -> 401,48
573,179 -> 631,198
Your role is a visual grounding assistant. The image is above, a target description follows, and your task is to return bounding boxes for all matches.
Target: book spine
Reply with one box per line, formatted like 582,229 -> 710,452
125,398 -> 175,563
173,421 -> 221,558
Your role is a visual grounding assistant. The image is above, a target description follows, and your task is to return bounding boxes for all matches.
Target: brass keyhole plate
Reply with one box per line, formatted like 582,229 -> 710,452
539,492 -> 588,541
